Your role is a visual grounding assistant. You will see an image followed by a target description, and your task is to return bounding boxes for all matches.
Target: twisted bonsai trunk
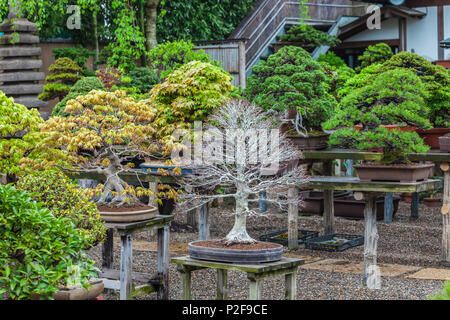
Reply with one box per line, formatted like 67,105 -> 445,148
225,182 -> 255,244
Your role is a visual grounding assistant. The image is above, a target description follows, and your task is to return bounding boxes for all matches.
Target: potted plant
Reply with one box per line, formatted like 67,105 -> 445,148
40,90 -> 172,222
245,46 -> 336,151
0,185 -> 102,300
422,189 -> 442,208
178,99 -> 309,263
325,69 -> 433,182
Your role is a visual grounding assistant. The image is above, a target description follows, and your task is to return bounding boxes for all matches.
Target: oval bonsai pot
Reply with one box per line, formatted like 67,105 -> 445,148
98,204 -> 158,223
287,132 -> 329,151
439,134 -> 450,153
188,240 -> 283,264
417,128 -> 450,149
31,279 -> 104,300
353,163 -> 434,183
423,198 -> 442,208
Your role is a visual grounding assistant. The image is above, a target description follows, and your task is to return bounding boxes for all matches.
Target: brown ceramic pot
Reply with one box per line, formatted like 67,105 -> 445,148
438,134 -> 450,153
353,163 -> 434,183
287,133 -> 330,151
417,128 -> 450,149
423,198 -> 442,208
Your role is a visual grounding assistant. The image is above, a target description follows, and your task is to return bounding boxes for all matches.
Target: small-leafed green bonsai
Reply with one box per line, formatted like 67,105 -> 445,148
356,43 -> 394,72
39,58 -> 83,102
245,46 -> 336,137
325,68 -> 432,164
279,24 -> 341,53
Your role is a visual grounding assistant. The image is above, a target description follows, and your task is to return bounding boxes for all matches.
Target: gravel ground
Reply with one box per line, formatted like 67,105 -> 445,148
87,195 -> 447,300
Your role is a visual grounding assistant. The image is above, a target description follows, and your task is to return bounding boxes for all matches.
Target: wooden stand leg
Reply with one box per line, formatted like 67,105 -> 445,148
259,191 -> 268,213
198,202 -> 210,241
323,189 -> 335,235
285,270 -> 297,300
363,193 -> 381,289
248,277 -> 262,300
157,225 -> 170,300
384,193 -> 394,224
288,186 -> 299,250
179,267 -> 192,300
345,159 -> 354,177
411,192 -> 419,220
441,163 -> 450,266
216,269 -> 228,300
186,210 -> 197,228
120,233 -> 133,300
102,228 -> 114,269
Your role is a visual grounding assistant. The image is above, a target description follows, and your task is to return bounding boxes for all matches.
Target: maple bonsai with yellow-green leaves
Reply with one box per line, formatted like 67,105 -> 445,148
40,89 -> 176,208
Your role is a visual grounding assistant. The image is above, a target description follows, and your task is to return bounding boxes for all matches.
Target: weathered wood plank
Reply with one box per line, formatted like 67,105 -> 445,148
198,203 -> 210,241
157,225 -> 170,300
288,186 -> 299,250
363,193 -> 381,289
102,229 -> 114,269
0,71 -> 45,82
104,215 -> 173,232
0,47 -> 41,57
101,269 -> 155,283
119,234 -> 132,300
178,266 -> 192,300
216,269 -> 228,300
0,59 -> 42,70
248,279 -> 262,300
323,189 -> 335,235
384,193 -> 394,224
285,271 -> 297,300
441,163 -> 450,266
0,84 -> 44,95
259,191 -> 268,213
411,192 -> 420,220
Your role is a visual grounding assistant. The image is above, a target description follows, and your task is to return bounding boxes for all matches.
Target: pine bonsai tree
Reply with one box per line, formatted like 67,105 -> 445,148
279,24 -> 340,53
39,58 -> 83,102
325,69 -> 432,163
246,46 -> 336,137
356,43 -> 393,72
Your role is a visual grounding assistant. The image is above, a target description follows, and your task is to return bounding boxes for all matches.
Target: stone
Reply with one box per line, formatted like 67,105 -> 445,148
0,71 -> 45,82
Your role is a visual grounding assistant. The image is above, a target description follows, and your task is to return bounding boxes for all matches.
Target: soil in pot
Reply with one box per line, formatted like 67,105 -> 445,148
188,240 -> 283,263
423,198 -> 442,208
354,163 -> 434,183
98,202 -> 158,223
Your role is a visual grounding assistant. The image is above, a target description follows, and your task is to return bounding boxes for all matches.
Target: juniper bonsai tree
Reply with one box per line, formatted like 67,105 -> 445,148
40,90 -> 169,208
279,24 -> 341,53
39,58 -> 83,102
325,69 -> 431,163
245,46 -> 336,137
356,43 -> 393,72
179,99 -> 308,243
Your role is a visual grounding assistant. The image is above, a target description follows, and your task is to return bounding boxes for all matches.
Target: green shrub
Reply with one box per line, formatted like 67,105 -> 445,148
121,67 -> 160,93
317,51 -> 347,68
15,171 -> 107,248
39,58 -> 83,102
52,46 -> 94,70
279,24 -> 341,53
147,40 -> 220,79
429,281 -> 450,300
245,46 -> 336,134
356,43 -> 393,72
52,77 -> 106,117
318,52 -> 356,101
0,185 -> 98,300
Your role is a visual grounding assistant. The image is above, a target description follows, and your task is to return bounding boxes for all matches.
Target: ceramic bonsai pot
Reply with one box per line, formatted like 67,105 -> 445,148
439,134 -> 450,153
334,196 -> 400,220
188,240 -> 283,263
353,163 -> 434,182
98,204 -> 158,223
287,133 -> 330,151
53,279 -> 104,300
417,128 -> 450,149
423,198 -> 442,208
299,190 -> 351,214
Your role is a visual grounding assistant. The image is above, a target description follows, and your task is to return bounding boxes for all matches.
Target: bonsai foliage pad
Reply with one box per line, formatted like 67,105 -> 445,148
98,204 -> 158,223
353,163 -> 434,182
188,240 -> 284,263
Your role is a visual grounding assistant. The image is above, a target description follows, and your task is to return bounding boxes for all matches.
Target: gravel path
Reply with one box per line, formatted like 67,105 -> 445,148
87,196 -> 447,300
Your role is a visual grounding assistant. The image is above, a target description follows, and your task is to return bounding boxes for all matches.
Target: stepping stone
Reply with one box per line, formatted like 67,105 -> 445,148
300,258 -> 421,277
407,268 -> 450,281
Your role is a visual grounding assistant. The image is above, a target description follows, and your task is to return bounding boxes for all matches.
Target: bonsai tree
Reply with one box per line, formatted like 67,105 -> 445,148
52,77 -> 106,117
179,99 -> 308,243
95,67 -> 122,90
147,40 -> 221,79
149,61 -> 233,143
40,90 -> 167,208
325,69 -> 432,163
16,170 -> 107,248
356,43 -> 393,72
245,46 -> 336,137
0,185 -> 99,300
39,58 -> 83,102
279,24 -> 340,53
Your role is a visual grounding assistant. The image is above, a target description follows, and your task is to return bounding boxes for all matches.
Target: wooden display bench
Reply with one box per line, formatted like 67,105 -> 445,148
172,256 -> 304,300
100,215 -> 173,300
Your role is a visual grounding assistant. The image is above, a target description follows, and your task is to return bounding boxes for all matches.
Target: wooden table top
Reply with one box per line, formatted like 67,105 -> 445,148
105,215 -> 174,231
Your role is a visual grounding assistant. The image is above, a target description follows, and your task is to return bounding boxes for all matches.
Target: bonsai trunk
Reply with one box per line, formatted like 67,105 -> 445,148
225,182 -> 255,243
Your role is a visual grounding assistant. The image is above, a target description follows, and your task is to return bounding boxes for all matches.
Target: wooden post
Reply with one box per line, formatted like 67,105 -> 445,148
441,162 -> 450,266
186,209 -> 197,228
157,225 -> 170,300
198,202 -> 210,241
147,182 -> 158,206
259,191 -> 268,213
345,159 -> 354,177
238,40 -> 246,89
120,233 -> 133,300
216,269 -> 228,300
411,192 -> 419,220
285,270 -> 297,300
248,277 -> 262,300
384,193 -> 394,224
323,189 -> 335,235
178,266 -> 192,300
102,228 -> 114,269
288,186 -> 299,250
363,193 -> 381,289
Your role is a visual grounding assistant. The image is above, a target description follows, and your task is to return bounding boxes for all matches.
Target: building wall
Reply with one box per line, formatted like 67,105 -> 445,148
445,5 -> 450,59
344,17 -> 399,42
406,7 -> 438,61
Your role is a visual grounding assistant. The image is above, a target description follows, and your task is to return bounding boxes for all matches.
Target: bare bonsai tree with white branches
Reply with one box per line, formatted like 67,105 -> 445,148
178,99 -> 309,244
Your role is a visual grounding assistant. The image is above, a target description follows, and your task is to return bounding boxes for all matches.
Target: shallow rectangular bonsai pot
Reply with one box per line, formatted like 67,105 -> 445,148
353,163 -> 434,182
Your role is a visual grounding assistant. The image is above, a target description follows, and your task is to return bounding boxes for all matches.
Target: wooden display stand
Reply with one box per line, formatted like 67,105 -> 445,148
172,256 -> 304,300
